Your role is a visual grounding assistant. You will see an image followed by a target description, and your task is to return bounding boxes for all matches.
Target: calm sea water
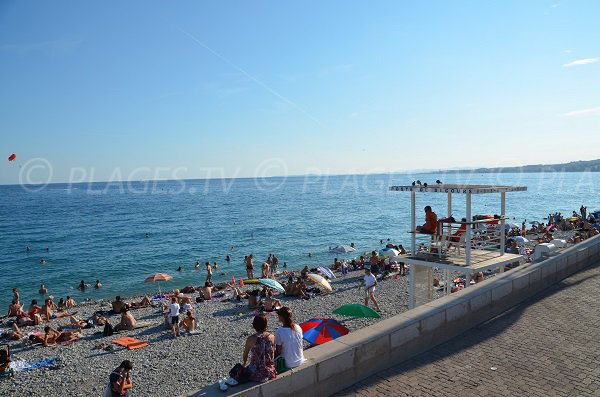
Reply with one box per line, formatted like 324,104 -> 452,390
1,172 -> 598,309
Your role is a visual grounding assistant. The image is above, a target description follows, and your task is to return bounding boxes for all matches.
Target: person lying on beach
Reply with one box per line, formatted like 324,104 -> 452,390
30,326 -> 81,346
129,295 -> 152,308
7,300 -> 22,317
91,311 -> 109,326
6,323 -> 25,340
180,311 -> 196,333
114,307 -> 137,332
43,298 -> 70,321
66,296 -> 76,308
58,315 -> 92,330
262,290 -> 281,312
225,283 -> 248,301
200,282 -> 214,300
17,311 -> 41,327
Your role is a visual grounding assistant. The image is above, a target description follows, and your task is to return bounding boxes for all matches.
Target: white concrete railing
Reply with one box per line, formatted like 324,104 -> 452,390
181,235 -> 600,397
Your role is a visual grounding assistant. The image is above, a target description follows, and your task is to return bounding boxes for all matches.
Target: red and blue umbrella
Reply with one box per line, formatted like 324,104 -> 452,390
299,318 -> 349,345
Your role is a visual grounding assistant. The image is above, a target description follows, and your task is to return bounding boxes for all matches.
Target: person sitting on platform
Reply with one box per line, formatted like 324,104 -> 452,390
416,206 -> 438,234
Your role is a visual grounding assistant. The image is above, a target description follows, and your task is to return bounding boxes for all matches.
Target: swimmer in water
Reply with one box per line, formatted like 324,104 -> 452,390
177,266 -> 183,272
40,259 -> 47,264
26,246 -> 31,252
226,255 -> 231,262
194,261 -> 200,269
308,253 -> 312,257
78,280 -> 86,291
95,280 -> 102,289
39,284 -> 48,294
46,247 -> 49,252
213,261 -> 218,270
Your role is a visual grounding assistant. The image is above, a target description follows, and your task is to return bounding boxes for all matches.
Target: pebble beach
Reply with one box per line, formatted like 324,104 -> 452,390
0,270 -> 424,397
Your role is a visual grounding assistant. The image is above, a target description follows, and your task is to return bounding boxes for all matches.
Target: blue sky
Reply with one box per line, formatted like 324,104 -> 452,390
1,0 -> 599,184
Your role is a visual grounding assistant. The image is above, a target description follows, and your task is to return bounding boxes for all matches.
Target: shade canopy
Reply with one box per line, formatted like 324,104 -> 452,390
332,303 -> 381,318
300,318 -> 349,345
144,273 -> 173,283
306,273 -> 333,292
257,278 -> 285,293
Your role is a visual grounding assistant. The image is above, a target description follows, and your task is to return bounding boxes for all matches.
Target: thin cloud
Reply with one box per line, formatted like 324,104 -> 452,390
551,4 -> 560,8
177,27 -> 323,126
561,107 -> 600,117
563,58 -> 599,67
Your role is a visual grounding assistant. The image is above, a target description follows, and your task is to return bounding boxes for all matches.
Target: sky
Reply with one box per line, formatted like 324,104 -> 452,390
1,0 -> 599,184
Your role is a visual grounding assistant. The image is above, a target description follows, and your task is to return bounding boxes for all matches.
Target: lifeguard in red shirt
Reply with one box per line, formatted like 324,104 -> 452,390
417,206 -> 438,234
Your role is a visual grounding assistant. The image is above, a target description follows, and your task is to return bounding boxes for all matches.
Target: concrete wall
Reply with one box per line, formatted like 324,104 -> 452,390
183,235 -> 600,397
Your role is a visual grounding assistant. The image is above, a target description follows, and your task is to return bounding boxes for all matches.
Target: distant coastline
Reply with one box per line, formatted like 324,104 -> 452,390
440,159 -> 600,174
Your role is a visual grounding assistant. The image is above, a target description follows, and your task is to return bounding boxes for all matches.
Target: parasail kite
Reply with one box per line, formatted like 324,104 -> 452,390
8,153 -> 16,161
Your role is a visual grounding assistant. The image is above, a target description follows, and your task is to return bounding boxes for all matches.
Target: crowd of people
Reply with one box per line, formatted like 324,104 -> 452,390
3,203 -> 598,393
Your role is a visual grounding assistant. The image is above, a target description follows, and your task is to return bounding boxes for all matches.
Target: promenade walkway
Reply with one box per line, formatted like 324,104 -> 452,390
335,261 -> 600,397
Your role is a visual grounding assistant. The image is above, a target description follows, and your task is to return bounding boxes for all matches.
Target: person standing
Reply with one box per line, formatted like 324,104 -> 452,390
245,255 -> 254,279
106,360 -> 133,397
362,268 -> 381,312
205,261 -> 213,283
168,297 -> 181,337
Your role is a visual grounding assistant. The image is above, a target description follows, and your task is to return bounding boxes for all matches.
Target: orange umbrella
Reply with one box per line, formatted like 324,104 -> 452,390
306,273 -> 333,292
144,273 -> 173,296
144,273 -> 173,283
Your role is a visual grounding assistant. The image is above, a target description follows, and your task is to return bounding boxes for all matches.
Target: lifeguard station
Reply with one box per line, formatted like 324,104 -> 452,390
390,184 -> 527,308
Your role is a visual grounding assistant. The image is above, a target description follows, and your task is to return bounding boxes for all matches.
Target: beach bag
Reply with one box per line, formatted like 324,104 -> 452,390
229,363 -> 244,380
103,322 -> 114,337
275,356 -> 288,374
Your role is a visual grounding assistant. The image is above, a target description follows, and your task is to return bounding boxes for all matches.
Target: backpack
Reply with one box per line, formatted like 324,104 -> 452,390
103,322 -> 114,337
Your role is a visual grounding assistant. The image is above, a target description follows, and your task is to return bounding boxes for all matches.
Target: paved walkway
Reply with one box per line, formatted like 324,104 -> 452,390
335,262 -> 600,397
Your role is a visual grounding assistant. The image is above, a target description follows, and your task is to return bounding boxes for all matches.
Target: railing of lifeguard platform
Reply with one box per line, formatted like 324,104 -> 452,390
414,217 -> 507,263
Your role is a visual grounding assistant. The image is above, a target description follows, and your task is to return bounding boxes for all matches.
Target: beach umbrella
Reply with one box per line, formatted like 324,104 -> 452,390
300,318 -> 349,345
332,303 -> 381,318
306,273 -> 333,292
329,245 -> 356,253
379,248 -> 400,258
144,273 -> 173,296
318,266 -> 336,279
257,278 -> 285,293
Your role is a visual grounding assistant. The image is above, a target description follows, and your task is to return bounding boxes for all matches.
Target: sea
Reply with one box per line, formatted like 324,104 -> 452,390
1,171 -> 598,309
